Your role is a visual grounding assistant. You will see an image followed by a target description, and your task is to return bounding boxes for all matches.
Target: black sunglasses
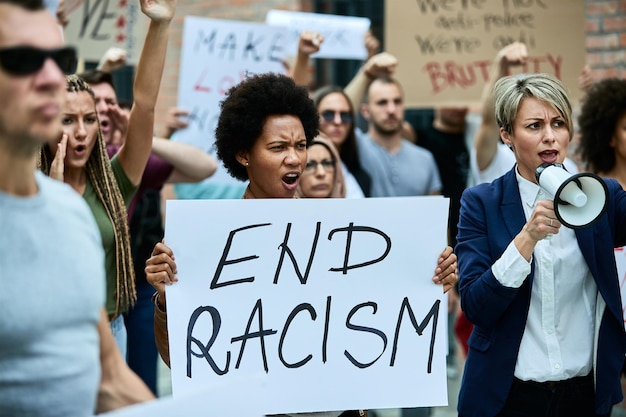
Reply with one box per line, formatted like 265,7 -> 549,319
320,110 -> 353,124
0,46 -> 77,76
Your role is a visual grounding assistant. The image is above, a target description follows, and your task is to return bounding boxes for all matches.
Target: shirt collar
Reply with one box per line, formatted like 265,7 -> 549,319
515,164 -> 552,209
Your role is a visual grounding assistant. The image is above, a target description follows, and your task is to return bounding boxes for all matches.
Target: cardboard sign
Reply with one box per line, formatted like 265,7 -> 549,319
64,0 -> 148,64
164,197 -> 450,415
385,0 -> 585,107
266,10 -> 371,60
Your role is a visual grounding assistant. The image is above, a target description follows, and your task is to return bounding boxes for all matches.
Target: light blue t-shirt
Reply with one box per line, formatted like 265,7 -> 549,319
356,129 -> 442,197
0,172 -> 105,417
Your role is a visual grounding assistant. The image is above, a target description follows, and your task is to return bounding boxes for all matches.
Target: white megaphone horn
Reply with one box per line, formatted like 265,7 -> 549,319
535,163 -> 609,229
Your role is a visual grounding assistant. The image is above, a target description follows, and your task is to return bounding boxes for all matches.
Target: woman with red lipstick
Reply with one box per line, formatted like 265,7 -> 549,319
456,73 -> 626,417
146,73 -> 459,373
297,133 -> 346,199
38,0 -> 177,356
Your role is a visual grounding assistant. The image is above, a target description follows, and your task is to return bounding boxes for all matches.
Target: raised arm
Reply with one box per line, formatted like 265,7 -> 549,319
289,30 -> 323,87
151,137 -> 218,183
343,52 -> 398,117
474,42 -> 527,171
116,0 -> 177,186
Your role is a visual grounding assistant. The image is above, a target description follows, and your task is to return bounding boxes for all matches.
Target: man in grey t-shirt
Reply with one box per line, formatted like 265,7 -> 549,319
0,1 -> 153,415
356,76 -> 442,198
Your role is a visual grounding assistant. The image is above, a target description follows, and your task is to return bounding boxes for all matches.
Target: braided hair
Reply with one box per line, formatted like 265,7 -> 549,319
39,74 -> 136,315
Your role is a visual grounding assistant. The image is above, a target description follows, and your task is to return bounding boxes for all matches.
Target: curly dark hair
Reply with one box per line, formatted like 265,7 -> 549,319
215,72 -> 319,181
578,78 -> 626,174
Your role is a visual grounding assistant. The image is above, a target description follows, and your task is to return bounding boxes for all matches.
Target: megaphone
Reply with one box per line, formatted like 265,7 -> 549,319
535,163 -> 609,229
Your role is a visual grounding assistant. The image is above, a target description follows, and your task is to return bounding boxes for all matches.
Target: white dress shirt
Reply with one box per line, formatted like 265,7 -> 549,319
491,167 -> 597,382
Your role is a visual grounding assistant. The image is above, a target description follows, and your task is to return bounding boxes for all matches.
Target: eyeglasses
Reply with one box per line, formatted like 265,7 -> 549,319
0,46 -> 77,76
320,110 -> 353,124
304,158 -> 336,173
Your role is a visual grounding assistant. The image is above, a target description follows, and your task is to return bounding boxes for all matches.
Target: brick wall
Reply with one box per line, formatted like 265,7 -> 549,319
585,0 -> 626,81
154,0 -> 313,137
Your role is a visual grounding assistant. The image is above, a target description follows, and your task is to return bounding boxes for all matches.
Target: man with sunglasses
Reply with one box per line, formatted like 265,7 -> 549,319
0,1 -> 154,415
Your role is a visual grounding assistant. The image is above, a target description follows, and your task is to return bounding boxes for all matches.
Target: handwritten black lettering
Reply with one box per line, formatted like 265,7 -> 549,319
328,223 -> 392,275
231,299 -> 278,373
273,222 -> 321,285
322,296 -> 331,363
278,303 -> 316,368
186,305 -> 230,377
79,0 -> 115,40
344,302 -> 388,368
502,0 -> 547,10
482,12 -> 534,32
211,223 -> 271,289
435,13 -> 479,30
243,31 -> 263,61
415,0 -> 486,13
218,33 -> 238,60
390,298 -> 440,373
193,29 -> 218,54
492,30 -> 536,49
415,34 -> 481,55
267,33 -> 285,62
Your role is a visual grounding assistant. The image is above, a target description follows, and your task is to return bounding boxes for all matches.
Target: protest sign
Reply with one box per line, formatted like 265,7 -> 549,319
64,0 -> 148,64
171,16 -> 288,186
266,10 -> 371,60
385,0 -> 585,107
164,197 -> 450,414
102,376 -> 265,417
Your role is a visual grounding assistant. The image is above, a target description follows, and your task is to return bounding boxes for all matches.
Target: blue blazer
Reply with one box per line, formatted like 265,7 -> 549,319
456,168 -> 626,417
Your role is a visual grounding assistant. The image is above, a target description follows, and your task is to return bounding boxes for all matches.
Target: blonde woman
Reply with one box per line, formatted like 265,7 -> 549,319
39,0 -> 177,355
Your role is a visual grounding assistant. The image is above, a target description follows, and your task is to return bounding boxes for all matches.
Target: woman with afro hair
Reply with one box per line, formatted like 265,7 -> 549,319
145,74 -> 459,415
578,78 -> 626,187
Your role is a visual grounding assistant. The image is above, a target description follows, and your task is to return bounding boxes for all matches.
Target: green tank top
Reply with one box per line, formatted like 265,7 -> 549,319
83,156 -> 137,316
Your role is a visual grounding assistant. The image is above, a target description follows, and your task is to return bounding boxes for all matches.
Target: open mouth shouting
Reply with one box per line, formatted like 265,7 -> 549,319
539,150 -> 558,164
99,118 -> 110,133
282,172 -> 300,190
73,144 -> 87,157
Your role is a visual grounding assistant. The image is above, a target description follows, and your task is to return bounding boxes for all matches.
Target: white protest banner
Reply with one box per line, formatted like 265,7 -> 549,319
101,376 -> 265,417
385,0 -> 585,107
174,16 -> 288,151
266,10 -> 370,60
64,0 -> 148,64
164,197 -> 450,414
172,16 -> 288,186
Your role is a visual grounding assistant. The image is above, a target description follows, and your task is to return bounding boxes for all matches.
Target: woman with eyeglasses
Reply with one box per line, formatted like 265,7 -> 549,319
297,133 -> 346,198
38,0 -> 176,356
313,86 -> 371,198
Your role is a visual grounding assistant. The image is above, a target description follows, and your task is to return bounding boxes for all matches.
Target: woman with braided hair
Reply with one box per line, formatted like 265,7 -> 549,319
38,0 -> 178,356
